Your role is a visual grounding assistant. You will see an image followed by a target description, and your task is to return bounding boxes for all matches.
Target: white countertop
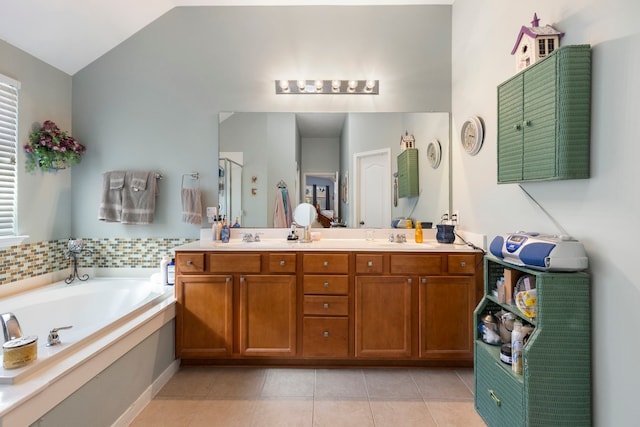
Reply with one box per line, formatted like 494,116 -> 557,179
175,228 -> 483,252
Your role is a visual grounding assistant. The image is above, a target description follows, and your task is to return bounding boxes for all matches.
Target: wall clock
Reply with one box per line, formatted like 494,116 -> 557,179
461,115 -> 484,156
426,139 -> 442,169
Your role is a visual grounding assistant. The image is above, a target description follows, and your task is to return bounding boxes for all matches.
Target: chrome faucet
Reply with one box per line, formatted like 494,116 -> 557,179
242,233 -> 254,242
1,312 -> 23,342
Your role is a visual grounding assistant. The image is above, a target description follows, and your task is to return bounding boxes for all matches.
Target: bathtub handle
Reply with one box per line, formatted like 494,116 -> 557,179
47,325 -> 73,346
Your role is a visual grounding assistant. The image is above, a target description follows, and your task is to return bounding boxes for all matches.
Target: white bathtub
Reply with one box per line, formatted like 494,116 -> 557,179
0,277 -> 176,425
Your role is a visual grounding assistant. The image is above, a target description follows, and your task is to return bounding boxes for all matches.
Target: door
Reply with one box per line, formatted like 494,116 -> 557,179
355,276 -> 412,358
354,149 -> 391,228
239,275 -> 297,357
176,275 -> 233,358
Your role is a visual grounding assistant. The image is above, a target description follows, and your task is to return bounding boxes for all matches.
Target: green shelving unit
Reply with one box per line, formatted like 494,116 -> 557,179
474,256 -> 591,426
397,148 -> 419,198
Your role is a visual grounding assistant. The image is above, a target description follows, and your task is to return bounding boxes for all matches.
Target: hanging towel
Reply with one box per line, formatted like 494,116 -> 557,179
121,171 -> 158,224
274,188 -> 287,228
98,171 -> 125,222
181,187 -> 202,225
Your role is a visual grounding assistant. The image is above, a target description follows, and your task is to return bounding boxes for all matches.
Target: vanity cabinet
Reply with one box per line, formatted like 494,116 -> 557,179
497,44 -> 591,183
474,256 -> 590,426
175,247 -> 482,366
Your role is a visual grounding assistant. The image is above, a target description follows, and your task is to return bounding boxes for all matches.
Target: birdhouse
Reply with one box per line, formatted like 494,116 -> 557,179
511,13 -> 564,72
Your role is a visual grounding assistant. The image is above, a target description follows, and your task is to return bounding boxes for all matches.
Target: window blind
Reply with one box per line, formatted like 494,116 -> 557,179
0,74 -> 20,236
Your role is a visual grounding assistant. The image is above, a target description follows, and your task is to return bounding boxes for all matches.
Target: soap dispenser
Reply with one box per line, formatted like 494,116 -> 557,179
415,222 -> 423,243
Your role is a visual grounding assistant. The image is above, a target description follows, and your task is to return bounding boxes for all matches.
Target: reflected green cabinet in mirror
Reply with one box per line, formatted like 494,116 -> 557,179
497,45 -> 591,183
397,148 -> 419,198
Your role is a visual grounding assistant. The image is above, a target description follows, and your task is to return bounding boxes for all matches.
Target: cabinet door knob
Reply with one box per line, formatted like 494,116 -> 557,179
514,124 -> 522,131
323,303 -> 329,309
186,260 -> 193,265
280,260 -> 286,266
407,278 -> 412,284
489,389 -> 501,407
240,277 -> 245,283
323,331 -> 329,337
323,261 -> 329,267
421,278 -> 427,284
323,282 -> 329,288
367,261 -> 373,267
524,120 -> 532,127
226,277 -> 231,283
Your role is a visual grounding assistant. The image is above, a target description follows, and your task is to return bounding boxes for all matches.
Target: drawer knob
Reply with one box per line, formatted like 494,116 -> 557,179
323,331 -> 329,337
514,124 -> 522,131
186,260 -> 193,265
489,389 -> 501,407
524,120 -> 532,127
323,282 -> 329,288
460,261 -> 466,267
280,260 -> 286,266
323,303 -> 329,309
323,261 -> 329,267
367,261 -> 373,267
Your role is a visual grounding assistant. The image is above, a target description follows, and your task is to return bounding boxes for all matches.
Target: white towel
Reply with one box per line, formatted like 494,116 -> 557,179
98,171 -> 125,222
121,171 -> 158,224
181,187 -> 202,225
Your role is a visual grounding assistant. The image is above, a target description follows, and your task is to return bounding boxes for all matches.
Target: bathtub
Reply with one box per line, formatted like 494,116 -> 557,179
0,277 -> 176,426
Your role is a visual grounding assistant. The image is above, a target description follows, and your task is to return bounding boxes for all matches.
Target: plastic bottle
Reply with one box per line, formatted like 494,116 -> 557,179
221,218 -> 230,243
511,320 -> 523,374
166,258 -> 175,286
216,217 -> 223,241
406,219 -> 412,229
414,221 -> 423,243
160,255 -> 171,285
233,216 -> 241,227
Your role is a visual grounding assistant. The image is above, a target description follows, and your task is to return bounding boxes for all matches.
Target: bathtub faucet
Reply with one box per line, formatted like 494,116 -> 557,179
1,312 -> 23,342
47,326 -> 73,346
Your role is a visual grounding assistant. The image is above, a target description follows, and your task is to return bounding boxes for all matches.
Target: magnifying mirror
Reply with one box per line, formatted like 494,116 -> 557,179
293,203 -> 317,227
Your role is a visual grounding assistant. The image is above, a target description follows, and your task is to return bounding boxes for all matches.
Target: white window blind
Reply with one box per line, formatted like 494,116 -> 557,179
0,74 -> 20,237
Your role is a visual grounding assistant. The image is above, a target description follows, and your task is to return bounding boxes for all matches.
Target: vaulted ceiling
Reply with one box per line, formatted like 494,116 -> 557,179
0,1 -> 452,75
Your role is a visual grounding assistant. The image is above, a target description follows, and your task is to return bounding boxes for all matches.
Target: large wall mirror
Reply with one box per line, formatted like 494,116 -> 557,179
219,112 -> 450,228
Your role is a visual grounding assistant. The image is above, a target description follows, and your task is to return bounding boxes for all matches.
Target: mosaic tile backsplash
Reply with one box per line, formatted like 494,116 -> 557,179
0,237 -> 195,285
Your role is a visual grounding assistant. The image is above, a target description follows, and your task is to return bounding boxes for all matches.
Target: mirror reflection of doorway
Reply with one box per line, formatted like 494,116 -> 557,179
354,149 -> 391,228
303,171 -> 339,225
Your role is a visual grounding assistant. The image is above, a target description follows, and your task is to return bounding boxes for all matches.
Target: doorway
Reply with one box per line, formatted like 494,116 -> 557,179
353,149 -> 391,228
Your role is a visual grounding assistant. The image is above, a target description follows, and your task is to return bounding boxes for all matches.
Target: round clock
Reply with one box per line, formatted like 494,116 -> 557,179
427,139 -> 442,169
461,115 -> 484,156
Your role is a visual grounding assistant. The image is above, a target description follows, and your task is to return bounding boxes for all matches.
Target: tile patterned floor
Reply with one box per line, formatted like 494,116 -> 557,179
130,367 -> 487,427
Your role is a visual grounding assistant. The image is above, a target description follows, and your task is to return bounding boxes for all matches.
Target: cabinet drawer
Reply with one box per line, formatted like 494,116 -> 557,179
355,254 -> 384,274
390,254 -> 441,275
303,275 -> 349,295
448,254 -> 477,275
304,295 -> 349,316
303,317 -> 349,358
208,253 -> 261,273
475,343 -> 524,426
303,253 -> 349,274
176,252 -> 205,273
268,253 -> 297,273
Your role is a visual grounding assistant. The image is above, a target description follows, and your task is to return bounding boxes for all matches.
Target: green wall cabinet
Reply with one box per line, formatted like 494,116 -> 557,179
397,148 -> 419,198
497,45 -> 591,183
474,256 -> 591,427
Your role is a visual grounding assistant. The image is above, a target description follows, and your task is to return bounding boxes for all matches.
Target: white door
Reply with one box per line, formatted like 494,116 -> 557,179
354,149 -> 391,228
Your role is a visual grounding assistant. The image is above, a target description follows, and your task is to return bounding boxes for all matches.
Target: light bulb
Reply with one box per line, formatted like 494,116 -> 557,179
297,80 -> 306,92
279,80 -> 290,91
332,80 -> 341,91
315,80 -> 324,91
348,80 -> 358,92
365,80 -> 376,91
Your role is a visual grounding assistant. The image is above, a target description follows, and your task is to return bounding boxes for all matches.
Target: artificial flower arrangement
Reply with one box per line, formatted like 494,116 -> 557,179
24,120 -> 86,172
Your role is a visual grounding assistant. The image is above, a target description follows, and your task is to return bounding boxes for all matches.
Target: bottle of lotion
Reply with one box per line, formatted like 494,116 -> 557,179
160,255 -> 171,285
414,221 -> 423,243
167,258 -> 175,286
511,320 -> 523,375
221,218 -> 230,243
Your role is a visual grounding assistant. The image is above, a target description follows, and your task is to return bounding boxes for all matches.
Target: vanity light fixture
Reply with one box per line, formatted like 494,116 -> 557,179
275,79 -> 379,95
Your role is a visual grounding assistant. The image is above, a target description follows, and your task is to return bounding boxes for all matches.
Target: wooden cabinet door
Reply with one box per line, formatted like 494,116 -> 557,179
419,276 -> 475,360
239,275 -> 297,357
355,276 -> 412,358
176,275 -> 233,358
